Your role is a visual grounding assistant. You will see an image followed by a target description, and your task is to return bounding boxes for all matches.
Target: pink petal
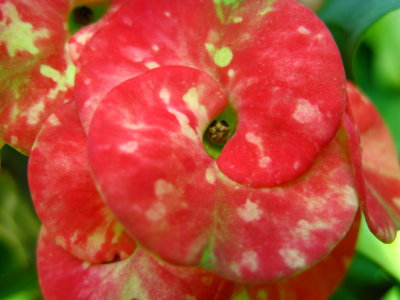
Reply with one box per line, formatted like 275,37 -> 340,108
37,227 -> 225,300
224,213 -> 360,300
88,66 -> 228,266
347,82 -> 400,242
76,0 -> 345,187
28,101 -> 135,263
88,66 -> 358,282
0,0 -> 121,154
0,0 -> 73,154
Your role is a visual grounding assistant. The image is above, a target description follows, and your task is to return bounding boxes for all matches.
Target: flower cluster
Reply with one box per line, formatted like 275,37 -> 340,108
1,0 -> 400,299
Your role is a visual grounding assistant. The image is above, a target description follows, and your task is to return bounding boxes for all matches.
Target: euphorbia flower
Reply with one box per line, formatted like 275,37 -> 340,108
30,99 -> 360,299
74,0 -> 357,283
346,82 -> 400,242
4,0 -> 400,298
0,0 -> 122,154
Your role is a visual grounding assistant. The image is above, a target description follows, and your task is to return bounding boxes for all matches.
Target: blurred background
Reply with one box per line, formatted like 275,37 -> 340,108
1,0 -> 400,299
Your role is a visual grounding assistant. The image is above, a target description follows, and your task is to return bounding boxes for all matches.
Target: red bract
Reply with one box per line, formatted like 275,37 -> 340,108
346,82 -> 400,242
0,0 -> 121,154
88,65 -> 358,282
9,0 -> 400,298
31,101 -> 359,299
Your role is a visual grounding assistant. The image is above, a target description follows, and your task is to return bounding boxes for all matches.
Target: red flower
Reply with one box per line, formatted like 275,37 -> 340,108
1,0 -> 399,298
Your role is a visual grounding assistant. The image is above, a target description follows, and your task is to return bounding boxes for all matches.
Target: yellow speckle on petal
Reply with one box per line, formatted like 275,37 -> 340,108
47,114 -> 61,126
159,88 -> 170,104
393,197 -> 400,209
154,179 -> 175,197
145,61 -> 160,69
119,141 -> 138,154
279,248 -> 306,269
297,26 -> 310,35
214,47 -> 233,67
205,167 -> 216,184
241,250 -> 259,272
112,223 -> 125,244
237,199 -> 262,222
0,3 -> 49,57
26,101 -> 45,125
292,98 -> 323,124
145,202 -> 166,221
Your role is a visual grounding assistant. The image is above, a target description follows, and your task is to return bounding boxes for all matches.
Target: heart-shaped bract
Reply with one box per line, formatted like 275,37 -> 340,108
76,0 -> 346,187
88,66 -> 358,282
346,82 -> 400,242
29,101 -> 135,263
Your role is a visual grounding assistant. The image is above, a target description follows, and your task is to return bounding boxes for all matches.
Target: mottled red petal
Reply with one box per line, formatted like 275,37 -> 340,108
0,0 -> 121,154
206,133 -> 358,282
28,101 -> 135,263
76,0 -> 345,187
37,227 -> 224,300
0,0 -> 74,153
88,66 -> 227,266
347,82 -> 400,242
68,1 -> 124,64
88,66 -> 358,282
225,213 -> 360,300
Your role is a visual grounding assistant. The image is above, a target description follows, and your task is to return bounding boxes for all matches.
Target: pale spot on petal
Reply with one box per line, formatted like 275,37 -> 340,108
154,179 -> 174,197
119,141 -> 138,154
279,248 -> 306,269
145,61 -> 160,69
237,199 -> 262,222
293,161 -> 300,170
152,44 -> 159,52
10,136 -> 18,144
246,132 -> 262,145
298,26 -> 310,35
146,202 -> 166,221
292,98 -> 323,124
0,3 -> 49,57
26,101 -> 45,125
241,250 -> 259,272
82,261 -> 91,269
164,11 -> 171,18
227,69 -> 235,78
167,107 -> 197,141
295,219 -> 331,240
341,185 -> 358,209
159,88 -> 170,104
259,156 -> 271,168
48,114 -> 61,126
393,197 -> 400,209
205,167 -> 216,184
55,235 -> 67,248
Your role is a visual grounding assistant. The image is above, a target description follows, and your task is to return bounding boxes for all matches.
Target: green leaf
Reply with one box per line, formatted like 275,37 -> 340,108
318,0 -> 400,79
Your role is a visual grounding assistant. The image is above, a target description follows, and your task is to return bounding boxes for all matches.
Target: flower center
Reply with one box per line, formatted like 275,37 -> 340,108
68,3 -> 108,35
203,104 -> 237,159
205,120 -> 230,145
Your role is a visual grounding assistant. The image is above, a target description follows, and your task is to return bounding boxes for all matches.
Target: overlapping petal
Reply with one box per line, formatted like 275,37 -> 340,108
222,213 -> 360,300
28,101 -> 135,263
1,0 -> 74,153
37,227 -> 225,300
88,66 -> 358,282
76,0 -> 346,187
0,0 -> 121,154
346,82 -> 400,242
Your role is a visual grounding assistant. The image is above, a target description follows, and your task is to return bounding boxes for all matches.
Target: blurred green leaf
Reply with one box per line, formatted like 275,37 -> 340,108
0,146 -> 42,299
330,253 -> 398,300
318,0 -> 400,79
